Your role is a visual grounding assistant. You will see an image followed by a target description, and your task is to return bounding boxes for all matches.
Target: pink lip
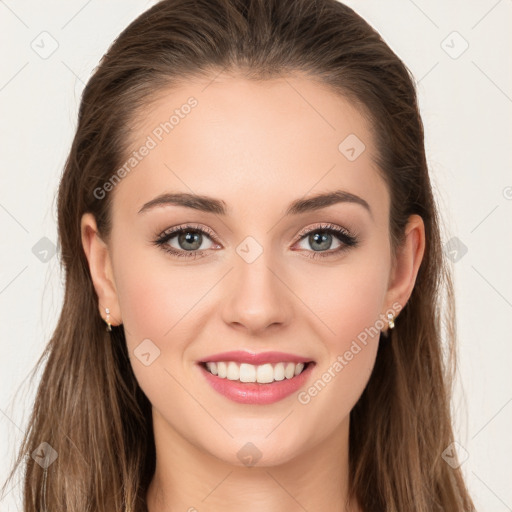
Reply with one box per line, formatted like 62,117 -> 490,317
198,360 -> 316,405
198,350 -> 313,365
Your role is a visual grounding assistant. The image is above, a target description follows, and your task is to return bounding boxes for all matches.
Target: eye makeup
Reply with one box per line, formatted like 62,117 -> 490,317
152,221 -> 359,260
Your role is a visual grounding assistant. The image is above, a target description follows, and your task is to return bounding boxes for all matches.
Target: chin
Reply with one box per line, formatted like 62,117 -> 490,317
203,432 -> 307,469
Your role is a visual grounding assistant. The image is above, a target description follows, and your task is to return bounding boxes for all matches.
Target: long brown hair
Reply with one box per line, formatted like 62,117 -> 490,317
3,1 -> 475,510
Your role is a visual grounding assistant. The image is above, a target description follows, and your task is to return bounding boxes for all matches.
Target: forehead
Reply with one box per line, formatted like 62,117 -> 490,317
112,73 -> 388,220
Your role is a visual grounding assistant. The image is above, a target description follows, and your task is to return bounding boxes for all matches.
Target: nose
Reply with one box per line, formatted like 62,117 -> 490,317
221,248 -> 292,335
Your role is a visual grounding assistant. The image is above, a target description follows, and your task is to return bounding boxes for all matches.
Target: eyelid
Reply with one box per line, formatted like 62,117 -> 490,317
156,223 -> 220,244
156,222 -> 355,246
293,222 -> 355,242
154,221 -> 359,259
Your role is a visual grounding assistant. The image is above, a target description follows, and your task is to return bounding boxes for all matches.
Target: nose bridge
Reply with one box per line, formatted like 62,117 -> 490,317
222,235 -> 290,332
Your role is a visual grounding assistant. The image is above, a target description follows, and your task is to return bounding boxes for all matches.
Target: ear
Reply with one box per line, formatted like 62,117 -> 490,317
80,213 -> 122,327
383,214 -> 426,326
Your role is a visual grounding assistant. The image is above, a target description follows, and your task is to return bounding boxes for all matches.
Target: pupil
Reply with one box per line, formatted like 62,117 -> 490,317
179,231 -> 202,250
310,232 -> 331,251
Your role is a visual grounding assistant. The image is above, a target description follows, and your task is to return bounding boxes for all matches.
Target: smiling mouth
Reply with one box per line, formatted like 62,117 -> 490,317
200,361 -> 313,384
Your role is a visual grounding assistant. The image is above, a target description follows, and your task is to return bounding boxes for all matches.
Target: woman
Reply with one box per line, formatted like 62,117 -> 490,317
3,0 -> 475,510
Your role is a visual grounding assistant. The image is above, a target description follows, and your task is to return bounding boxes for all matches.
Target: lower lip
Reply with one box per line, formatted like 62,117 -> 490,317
198,362 -> 315,405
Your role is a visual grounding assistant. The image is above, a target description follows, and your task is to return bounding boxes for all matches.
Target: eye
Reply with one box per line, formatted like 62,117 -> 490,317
154,224 -> 220,259
294,223 -> 359,259
153,222 -> 359,260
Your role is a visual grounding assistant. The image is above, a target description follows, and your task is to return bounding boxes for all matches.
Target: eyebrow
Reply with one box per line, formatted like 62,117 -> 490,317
138,190 -> 372,218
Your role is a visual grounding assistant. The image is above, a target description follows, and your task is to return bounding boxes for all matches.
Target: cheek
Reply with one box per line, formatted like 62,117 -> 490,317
110,224 -> 210,336
295,254 -> 389,348
110,241 -> 222,380
330,271 -> 387,345
291,255 -> 389,413
113,261 -> 173,342
111,249 -> 204,400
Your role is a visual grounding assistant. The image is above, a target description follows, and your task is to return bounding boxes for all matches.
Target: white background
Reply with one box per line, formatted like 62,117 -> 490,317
1,1 -> 511,510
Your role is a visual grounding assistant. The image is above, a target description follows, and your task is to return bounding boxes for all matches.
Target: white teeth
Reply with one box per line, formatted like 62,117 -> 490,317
274,362 -> 285,381
284,362 -> 295,379
294,362 -> 305,376
204,361 -> 308,383
217,361 -> 227,378
206,362 -> 218,375
239,363 -> 256,382
257,363 -> 274,384
226,361 -> 239,380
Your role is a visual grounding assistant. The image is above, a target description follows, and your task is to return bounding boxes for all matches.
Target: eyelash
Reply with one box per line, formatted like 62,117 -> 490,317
153,222 -> 359,260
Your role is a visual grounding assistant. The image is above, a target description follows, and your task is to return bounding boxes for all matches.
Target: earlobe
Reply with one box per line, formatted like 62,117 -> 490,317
80,213 -> 122,327
384,214 -> 426,321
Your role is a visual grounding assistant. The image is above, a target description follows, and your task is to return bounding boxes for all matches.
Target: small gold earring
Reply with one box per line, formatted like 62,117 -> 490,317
387,312 -> 395,330
105,307 -> 112,332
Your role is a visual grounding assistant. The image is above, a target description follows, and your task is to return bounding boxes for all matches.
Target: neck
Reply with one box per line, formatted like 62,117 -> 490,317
146,408 -> 360,512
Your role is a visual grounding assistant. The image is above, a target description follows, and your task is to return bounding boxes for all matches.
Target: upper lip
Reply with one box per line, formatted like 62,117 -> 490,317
198,351 -> 313,365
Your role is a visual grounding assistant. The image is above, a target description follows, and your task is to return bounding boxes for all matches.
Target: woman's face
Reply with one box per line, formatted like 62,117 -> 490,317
84,74 -> 420,467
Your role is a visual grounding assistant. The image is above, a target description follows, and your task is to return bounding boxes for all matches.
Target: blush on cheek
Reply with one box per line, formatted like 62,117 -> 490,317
318,280 -> 387,350
116,278 -> 167,342
339,305 -> 384,347
113,249 -> 172,328
115,264 -> 212,365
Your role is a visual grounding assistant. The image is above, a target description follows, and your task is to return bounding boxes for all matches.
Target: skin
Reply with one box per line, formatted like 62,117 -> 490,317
81,73 -> 425,512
